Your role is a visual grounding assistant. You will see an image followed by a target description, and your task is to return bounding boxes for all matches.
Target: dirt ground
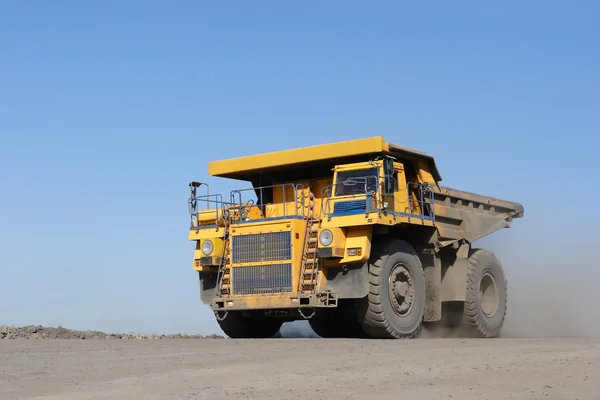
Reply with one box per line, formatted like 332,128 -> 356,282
1,338 -> 599,400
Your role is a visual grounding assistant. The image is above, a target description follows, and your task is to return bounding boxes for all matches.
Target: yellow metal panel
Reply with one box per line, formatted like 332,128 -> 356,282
393,161 -> 410,214
192,238 -> 223,259
316,265 -> 328,291
318,226 -> 346,249
216,292 -> 332,310
229,218 -> 293,231
195,209 -> 221,225
208,136 -> 388,177
263,203 -> 289,219
229,220 -> 299,238
333,161 -> 379,172
320,212 -> 379,228
416,160 -> 436,185
310,178 -> 332,195
337,225 -> 373,264
223,293 -> 297,309
320,211 -> 435,229
188,227 -> 225,241
272,184 -> 297,203
269,184 -> 310,218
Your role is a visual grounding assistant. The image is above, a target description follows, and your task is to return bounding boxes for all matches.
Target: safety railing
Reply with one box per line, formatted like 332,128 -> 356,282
406,182 -> 435,221
319,177 -> 436,221
229,183 -> 308,223
189,182 -> 312,228
188,181 -> 240,230
320,175 -> 380,219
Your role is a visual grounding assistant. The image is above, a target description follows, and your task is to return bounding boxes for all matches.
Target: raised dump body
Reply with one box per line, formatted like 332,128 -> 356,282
187,137 -> 524,339
433,186 -> 524,247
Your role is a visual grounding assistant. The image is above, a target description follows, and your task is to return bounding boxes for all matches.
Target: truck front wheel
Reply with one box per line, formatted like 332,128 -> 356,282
355,238 -> 425,339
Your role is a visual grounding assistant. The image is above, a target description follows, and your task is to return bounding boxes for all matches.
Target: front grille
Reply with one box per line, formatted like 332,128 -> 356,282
232,264 -> 293,295
231,232 -> 292,264
332,199 -> 367,215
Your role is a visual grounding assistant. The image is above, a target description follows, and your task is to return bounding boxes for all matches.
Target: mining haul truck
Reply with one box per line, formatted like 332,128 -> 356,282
187,137 -> 524,339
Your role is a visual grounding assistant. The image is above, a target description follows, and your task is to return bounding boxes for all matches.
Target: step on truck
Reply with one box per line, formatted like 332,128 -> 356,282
187,137 -> 524,339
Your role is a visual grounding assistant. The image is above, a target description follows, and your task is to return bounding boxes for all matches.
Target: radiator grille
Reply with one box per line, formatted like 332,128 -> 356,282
231,232 -> 292,264
332,199 -> 367,215
232,264 -> 293,295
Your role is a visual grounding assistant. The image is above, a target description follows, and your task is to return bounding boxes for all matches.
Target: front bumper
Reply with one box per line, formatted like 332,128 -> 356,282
210,291 -> 338,311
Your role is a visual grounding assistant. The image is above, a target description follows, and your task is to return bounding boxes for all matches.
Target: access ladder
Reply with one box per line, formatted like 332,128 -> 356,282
299,190 -> 321,294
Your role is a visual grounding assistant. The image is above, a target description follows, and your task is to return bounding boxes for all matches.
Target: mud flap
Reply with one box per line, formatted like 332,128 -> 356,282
419,249 -> 442,322
199,272 -> 217,304
326,262 -> 369,299
440,243 -> 470,302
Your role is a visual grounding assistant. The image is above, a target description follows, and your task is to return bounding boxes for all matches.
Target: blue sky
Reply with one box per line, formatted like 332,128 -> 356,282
1,1 -> 599,336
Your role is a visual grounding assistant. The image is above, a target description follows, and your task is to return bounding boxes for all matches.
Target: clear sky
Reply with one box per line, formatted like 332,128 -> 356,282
1,1 -> 599,336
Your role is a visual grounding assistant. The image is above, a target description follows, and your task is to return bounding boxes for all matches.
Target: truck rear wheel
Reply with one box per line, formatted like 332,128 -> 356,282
462,248 -> 507,338
215,311 -> 283,339
355,238 -> 425,339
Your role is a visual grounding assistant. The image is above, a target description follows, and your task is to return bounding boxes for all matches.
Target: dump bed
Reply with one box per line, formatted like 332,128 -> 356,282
203,136 -> 523,246
208,136 -> 442,183
432,186 -> 524,246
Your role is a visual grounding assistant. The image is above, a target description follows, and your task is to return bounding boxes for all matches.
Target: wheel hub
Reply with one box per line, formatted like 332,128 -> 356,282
479,271 -> 499,317
388,263 -> 415,316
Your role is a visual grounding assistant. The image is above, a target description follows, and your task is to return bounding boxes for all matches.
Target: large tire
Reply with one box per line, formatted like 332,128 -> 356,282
462,248 -> 507,338
355,238 -> 426,339
216,311 -> 283,339
308,300 -> 368,338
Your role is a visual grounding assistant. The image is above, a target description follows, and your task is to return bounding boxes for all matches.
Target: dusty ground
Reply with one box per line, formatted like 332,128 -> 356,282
1,338 -> 599,400
0,325 -> 224,340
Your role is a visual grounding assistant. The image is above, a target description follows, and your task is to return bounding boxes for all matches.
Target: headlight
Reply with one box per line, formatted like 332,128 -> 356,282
319,229 -> 333,246
201,240 -> 214,255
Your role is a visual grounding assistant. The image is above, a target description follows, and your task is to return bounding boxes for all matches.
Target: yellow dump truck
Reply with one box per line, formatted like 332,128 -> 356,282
187,137 -> 524,339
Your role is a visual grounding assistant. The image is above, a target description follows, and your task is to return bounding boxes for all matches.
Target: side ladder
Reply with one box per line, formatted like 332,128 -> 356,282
299,191 -> 321,294
215,212 -> 231,297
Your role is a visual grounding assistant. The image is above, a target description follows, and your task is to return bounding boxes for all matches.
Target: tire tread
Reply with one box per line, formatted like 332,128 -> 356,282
358,238 -> 424,339
462,248 -> 507,338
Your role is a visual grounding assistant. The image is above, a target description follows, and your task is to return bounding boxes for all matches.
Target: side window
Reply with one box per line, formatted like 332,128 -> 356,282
394,171 -> 399,191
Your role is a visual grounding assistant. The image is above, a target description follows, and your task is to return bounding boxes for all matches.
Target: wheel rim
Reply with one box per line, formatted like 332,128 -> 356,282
388,263 -> 415,316
479,271 -> 499,317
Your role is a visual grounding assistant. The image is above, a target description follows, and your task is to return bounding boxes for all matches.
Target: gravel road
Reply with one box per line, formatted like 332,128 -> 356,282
1,338 -> 599,400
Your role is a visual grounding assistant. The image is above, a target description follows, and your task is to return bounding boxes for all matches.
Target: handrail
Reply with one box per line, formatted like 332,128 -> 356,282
406,181 -> 435,221
320,175 -> 380,217
319,177 -> 435,221
229,183 -> 307,222
189,181 -> 318,226
188,193 -> 238,231
188,193 -> 223,215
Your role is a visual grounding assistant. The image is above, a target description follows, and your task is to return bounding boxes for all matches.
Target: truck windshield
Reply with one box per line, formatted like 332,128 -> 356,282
335,168 -> 378,196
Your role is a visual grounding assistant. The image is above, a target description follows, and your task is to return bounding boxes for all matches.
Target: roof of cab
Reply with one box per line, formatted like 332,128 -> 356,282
208,136 -> 442,182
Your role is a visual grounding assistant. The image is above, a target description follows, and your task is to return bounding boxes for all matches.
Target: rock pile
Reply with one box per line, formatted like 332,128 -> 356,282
0,325 -> 224,340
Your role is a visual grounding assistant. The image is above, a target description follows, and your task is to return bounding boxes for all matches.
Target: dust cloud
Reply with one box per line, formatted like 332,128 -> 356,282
423,243 -> 600,339
277,320 -> 320,338
278,235 -> 600,339
487,227 -> 600,339
501,264 -> 600,338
